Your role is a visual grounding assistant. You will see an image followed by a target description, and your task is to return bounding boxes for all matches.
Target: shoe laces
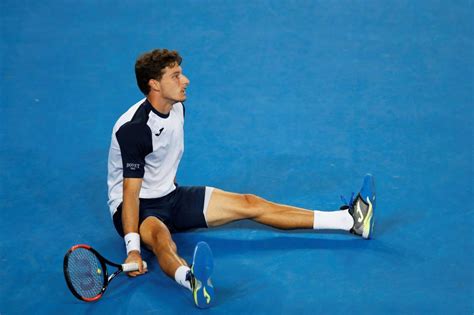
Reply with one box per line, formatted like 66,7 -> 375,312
340,192 -> 355,210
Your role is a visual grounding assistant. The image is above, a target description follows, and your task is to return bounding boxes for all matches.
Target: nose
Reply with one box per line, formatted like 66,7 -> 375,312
182,75 -> 190,86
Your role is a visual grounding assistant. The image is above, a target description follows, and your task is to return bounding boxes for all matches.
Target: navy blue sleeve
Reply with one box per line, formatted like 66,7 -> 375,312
115,123 -> 153,178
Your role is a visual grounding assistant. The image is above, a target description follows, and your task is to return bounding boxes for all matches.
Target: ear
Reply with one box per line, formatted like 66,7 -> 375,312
149,79 -> 160,92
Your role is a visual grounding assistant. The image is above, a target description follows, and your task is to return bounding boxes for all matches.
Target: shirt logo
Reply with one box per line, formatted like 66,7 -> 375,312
126,163 -> 140,170
155,127 -> 164,137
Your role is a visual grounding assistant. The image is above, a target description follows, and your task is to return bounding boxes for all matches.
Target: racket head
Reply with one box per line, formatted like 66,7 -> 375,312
63,244 -> 108,302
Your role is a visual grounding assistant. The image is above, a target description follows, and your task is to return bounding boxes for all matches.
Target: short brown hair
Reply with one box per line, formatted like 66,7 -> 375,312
135,49 -> 182,95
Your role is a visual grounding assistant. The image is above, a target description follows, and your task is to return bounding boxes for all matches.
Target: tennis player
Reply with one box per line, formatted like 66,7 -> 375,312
107,49 -> 376,308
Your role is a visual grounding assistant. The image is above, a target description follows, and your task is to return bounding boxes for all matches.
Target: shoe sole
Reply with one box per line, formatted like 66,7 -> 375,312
361,174 -> 376,239
362,197 -> 374,239
192,241 -> 214,309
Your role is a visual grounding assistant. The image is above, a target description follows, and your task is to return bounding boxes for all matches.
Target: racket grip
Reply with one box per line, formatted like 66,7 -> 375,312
122,261 -> 148,272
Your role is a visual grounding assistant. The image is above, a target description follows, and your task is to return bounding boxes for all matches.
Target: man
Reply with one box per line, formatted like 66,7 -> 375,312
107,49 -> 376,309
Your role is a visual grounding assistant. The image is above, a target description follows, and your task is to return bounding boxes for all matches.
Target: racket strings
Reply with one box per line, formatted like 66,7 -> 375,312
66,248 -> 105,299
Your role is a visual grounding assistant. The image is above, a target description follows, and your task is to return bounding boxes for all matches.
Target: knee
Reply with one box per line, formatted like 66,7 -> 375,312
243,194 -> 260,207
240,194 -> 264,217
150,232 -> 177,254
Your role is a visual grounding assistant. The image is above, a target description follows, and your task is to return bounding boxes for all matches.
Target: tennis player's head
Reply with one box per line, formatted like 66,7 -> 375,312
135,49 -> 190,102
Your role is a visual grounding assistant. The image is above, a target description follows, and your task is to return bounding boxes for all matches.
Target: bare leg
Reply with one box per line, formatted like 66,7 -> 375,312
139,216 -> 188,279
206,189 -> 314,229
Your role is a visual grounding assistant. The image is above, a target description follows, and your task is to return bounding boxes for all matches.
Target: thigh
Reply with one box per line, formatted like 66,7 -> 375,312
205,189 -> 256,227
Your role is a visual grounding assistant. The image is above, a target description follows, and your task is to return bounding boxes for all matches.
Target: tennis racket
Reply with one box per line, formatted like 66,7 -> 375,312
63,244 -> 148,302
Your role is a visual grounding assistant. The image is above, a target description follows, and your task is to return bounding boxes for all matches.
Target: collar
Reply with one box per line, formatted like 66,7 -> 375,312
145,99 -> 170,119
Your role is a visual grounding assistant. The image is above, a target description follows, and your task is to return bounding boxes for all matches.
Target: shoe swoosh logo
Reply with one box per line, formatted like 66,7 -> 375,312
203,287 -> 211,304
356,202 -> 364,223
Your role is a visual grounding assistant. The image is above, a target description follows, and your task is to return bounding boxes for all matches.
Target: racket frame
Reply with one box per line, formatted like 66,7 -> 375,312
63,244 -> 124,302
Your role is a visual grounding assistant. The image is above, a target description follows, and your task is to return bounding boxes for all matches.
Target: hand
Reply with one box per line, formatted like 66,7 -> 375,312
124,250 -> 147,277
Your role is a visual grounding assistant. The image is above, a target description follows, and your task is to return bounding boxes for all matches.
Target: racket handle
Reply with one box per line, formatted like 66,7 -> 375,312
122,261 -> 148,272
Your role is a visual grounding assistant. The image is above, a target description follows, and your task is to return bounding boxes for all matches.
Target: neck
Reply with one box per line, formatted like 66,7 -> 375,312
147,93 -> 173,115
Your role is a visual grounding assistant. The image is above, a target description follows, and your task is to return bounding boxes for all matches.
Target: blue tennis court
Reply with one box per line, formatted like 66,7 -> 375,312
1,1 -> 472,314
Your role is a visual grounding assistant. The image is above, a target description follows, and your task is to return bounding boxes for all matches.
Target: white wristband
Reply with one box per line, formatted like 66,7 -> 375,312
124,232 -> 140,254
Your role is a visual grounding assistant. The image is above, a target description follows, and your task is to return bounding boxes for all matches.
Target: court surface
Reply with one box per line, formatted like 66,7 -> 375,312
1,1 -> 473,314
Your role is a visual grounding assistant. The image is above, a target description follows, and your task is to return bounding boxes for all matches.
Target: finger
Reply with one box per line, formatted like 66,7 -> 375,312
138,264 -> 147,275
129,271 -> 143,277
129,266 -> 142,276
139,261 -> 148,273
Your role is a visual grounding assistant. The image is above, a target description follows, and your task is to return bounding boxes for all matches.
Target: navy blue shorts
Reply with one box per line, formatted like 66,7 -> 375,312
113,185 -> 214,236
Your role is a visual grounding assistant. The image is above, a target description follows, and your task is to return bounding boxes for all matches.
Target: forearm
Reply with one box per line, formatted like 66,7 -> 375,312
121,178 -> 143,236
122,193 -> 140,235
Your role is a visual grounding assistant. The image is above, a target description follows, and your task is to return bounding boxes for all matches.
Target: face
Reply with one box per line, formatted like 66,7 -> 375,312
154,63 -> 190,103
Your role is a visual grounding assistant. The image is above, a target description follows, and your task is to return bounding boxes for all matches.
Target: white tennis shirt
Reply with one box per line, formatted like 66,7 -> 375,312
107,98 -> 185,218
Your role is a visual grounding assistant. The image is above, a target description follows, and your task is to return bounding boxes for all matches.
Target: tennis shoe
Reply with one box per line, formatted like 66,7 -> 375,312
188,241 -> 214,309
340,173 -> 376,239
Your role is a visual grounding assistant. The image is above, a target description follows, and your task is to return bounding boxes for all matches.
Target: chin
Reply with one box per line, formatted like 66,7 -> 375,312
170,93 -> 186,103
169,98 -> 185,104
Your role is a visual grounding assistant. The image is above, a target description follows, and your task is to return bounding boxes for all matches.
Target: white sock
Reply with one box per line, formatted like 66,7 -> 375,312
313,209 -> 354,231
174,265 -> 192,291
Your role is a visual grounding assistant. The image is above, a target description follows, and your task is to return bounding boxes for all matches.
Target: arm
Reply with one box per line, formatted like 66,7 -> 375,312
122,177 -> 147,276
115,123 -> 153,276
